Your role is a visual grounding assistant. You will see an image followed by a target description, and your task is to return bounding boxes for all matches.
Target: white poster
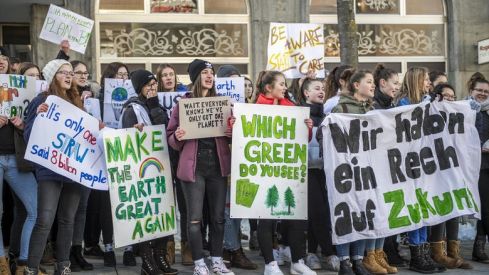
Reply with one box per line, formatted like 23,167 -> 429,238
266,23 -> 325,78
84,98 -> 101,120
478,38 -> 489,64
25,96 -> 108,190
0,74 -> 36,119
35,80 -> 48,95
103,78 -> 137,128
230,103 -> 310,219
216,77 -> 245,103
322,101 -> 481,245
157,91 -> 187,116
103,126 -> 177,248
39,4 -> 94,54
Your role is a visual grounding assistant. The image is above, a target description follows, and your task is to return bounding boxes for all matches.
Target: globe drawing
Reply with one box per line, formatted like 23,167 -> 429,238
111,87 -> 128,102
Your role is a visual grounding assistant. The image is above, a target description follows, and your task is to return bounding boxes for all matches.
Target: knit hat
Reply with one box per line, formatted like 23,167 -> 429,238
42,59 -> 71,84
188,59 -> 214,84
0,47 -> 7,57
131,69 -> 157,94
217,65 -> 241,78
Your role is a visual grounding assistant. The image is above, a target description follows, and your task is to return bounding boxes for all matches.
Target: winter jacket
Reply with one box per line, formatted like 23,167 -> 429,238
24,93 -> 72,182
121,95 -> 168,128
303,103 -> 325,169
373,88 -> 394,110
166,94 -> 231,182
476,111 -> 489,170
331,95 -> 373,115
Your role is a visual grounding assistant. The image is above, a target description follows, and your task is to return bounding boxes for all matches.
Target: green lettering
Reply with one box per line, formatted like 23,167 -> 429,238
244,140 -> 261,162
118,186 -> 128,202
453,188 -> 472,210
384,189 -> 411,229
272,143 -> 283,162
136,131 -> 149,160
407,203 -> 421,223
105,137 -> 123,162
155,176 -> 166,194
165,206 -> 176,231
115,203 -> 126,220
241,115 -> 256,137
283,118 -> 296,139
132,221 -> 143,240
415,188 -> 437,218
273,116 -> 283,139
124,137 -> 138,163
152,130 -> 163,151
433,192 -> 454,216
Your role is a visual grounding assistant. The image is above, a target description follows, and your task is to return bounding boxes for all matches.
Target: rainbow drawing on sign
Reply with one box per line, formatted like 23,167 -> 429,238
139,157 -> 164,178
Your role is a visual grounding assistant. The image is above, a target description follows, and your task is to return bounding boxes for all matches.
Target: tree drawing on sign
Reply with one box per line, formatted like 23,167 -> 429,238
266,185 -> 279,214
284,187 -> 296,215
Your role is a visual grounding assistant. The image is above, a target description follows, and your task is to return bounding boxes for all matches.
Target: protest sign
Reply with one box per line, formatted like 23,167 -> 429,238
39,4 -> 94,54
158,91 -> 187,116
84,98 -> 101,120
266,23 -> 325,78
103,78 -> 137,128
0,74 -> 36,119
321,101 -> 481,245
103,126 -> 177,247
25,96 -> 108,190
35,80 -> 48,95
216,77 -> 245,103
178,96 -> 231,140
230,103 -> 310,219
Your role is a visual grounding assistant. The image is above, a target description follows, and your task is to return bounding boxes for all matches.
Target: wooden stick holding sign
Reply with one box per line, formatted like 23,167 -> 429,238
178,96 -> 231,140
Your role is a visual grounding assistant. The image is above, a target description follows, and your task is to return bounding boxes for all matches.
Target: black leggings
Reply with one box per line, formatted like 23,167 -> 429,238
258,219 -> 306,264
477,169 -> 489,238
430,217 -> 459,242
84,189 -> 113,246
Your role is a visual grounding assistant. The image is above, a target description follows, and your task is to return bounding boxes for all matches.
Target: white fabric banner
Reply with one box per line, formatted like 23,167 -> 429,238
230,103 -> 310,219
103,126 -> 177,247
321,101 -> 481,245
25,96 -> 108,190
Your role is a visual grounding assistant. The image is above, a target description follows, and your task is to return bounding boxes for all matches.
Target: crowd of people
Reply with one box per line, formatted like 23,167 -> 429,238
0,40 -> 489,275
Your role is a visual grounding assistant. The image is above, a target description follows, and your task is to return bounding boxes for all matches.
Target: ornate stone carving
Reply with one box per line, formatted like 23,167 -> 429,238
176,29 -> 245,56
362,0 -> 397,11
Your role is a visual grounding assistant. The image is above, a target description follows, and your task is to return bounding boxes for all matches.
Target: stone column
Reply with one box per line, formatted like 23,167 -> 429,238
248,0 -> 309,79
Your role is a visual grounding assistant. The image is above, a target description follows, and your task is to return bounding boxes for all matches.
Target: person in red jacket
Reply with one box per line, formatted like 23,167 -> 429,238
253,70 -> 314,275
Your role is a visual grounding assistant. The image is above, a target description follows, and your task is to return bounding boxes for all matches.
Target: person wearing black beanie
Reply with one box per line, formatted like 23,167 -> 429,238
188,59 -> 214,84
119,70 -> 177,275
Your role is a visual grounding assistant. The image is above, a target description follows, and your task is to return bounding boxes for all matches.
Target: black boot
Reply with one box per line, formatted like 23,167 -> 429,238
422,243 -> 446,272
352,259 -> 372,275
69,250 -> 81,272
472,237 -> 489,263
141,250 -> 164,275
71,245 -> 93,271
383,236 -> 408,267
54,261 -> 71,275
409,245 -> 436,274
339,259 -> 355,275
154,249 -> 178,275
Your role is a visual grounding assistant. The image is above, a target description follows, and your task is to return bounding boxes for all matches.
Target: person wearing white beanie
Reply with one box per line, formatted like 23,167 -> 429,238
23,58 -> 84,275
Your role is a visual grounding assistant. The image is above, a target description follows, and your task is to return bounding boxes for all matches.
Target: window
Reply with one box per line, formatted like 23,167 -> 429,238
99,0 -> 144,11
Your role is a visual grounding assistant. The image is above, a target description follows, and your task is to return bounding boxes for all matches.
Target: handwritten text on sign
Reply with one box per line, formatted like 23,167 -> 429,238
25,96 -> 108,190
0,74 -> 36,119
39,5 -> 94,54
321,101 -> 481,244
103,78 -> 137,129
230,103 -> 310,220
266,23 -> 325,78
178,96 -> 231,140
158,91 -> 187,117
103,126 -> 177,247
216,77 -> 245,103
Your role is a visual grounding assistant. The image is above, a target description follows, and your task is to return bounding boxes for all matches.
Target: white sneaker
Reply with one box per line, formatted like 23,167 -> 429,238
194,264 -> 210,275
273,249 -> 284,265
211,258 -> 235,275
264,261 -> 284,275
305,253 -> 322,270
279,246 -> 292,262
323,255 -> 340,272
291,259 -> 317,275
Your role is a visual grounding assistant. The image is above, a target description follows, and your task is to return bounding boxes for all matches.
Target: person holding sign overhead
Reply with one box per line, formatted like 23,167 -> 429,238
252,70 -> 314,275
119,69 -> 178,275
23,59 -> 85,275
167,59 -> 235,275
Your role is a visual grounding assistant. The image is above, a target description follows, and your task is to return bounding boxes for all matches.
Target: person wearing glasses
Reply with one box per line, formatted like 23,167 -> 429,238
119,69 -> 178,275
23,59 -> 87,275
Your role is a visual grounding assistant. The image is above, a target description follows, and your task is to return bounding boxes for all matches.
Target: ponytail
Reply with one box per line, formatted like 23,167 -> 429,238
347,70 -> 372,94
325,65 -> 352,100
373,64 -> 397,87
255,70 -> 285,95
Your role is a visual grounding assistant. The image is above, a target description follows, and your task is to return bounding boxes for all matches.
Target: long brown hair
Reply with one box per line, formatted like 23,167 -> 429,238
156,63 -> 178,92
192,74 -> 216,98
255,70 -> 285,96
16,62 -> 41,78
47,70 -> 83,109
396,67 -> 429,104
324,65 -> 352,100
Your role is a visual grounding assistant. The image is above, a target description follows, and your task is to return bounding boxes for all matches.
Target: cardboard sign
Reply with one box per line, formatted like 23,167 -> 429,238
84,98 -> 101,120
103,126 -> 177,247
103,78 -> 137,129
267,23 -> 325,78
178,96 -> 231,140
25,96 -> 108,190
478,38 -> 489,64
39,4 -> 94,54
35,80 -> 48,95
322,101 -> 481,244
230,103 -> 310,219
158,91 -> 187,117
216,77 -> 245,103
0,74 -> 36,119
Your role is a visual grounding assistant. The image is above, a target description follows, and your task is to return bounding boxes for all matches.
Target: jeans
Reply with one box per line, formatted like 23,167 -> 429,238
336,240 -> 366,260
0,154 -> 38,260
408,227 -> 428,245
72,186 -> 91,245
27,180 -> 81,268
366,238 -> 385,251
181,148 -> 227,261
258,220 -> 306,264
224,184 -> 241,251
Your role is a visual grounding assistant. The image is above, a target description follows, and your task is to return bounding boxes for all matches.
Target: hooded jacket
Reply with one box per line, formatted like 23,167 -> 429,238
331,95 -> 373,115
121,95 -> 168,127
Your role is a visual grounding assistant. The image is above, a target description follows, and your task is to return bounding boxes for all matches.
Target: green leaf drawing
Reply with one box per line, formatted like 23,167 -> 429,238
236,179 -> 259,208
284,187 -> 296,215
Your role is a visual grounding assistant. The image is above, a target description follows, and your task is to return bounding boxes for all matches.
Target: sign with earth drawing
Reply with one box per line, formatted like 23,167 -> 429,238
103,78 -> 137,128
230,103 -> 309,219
